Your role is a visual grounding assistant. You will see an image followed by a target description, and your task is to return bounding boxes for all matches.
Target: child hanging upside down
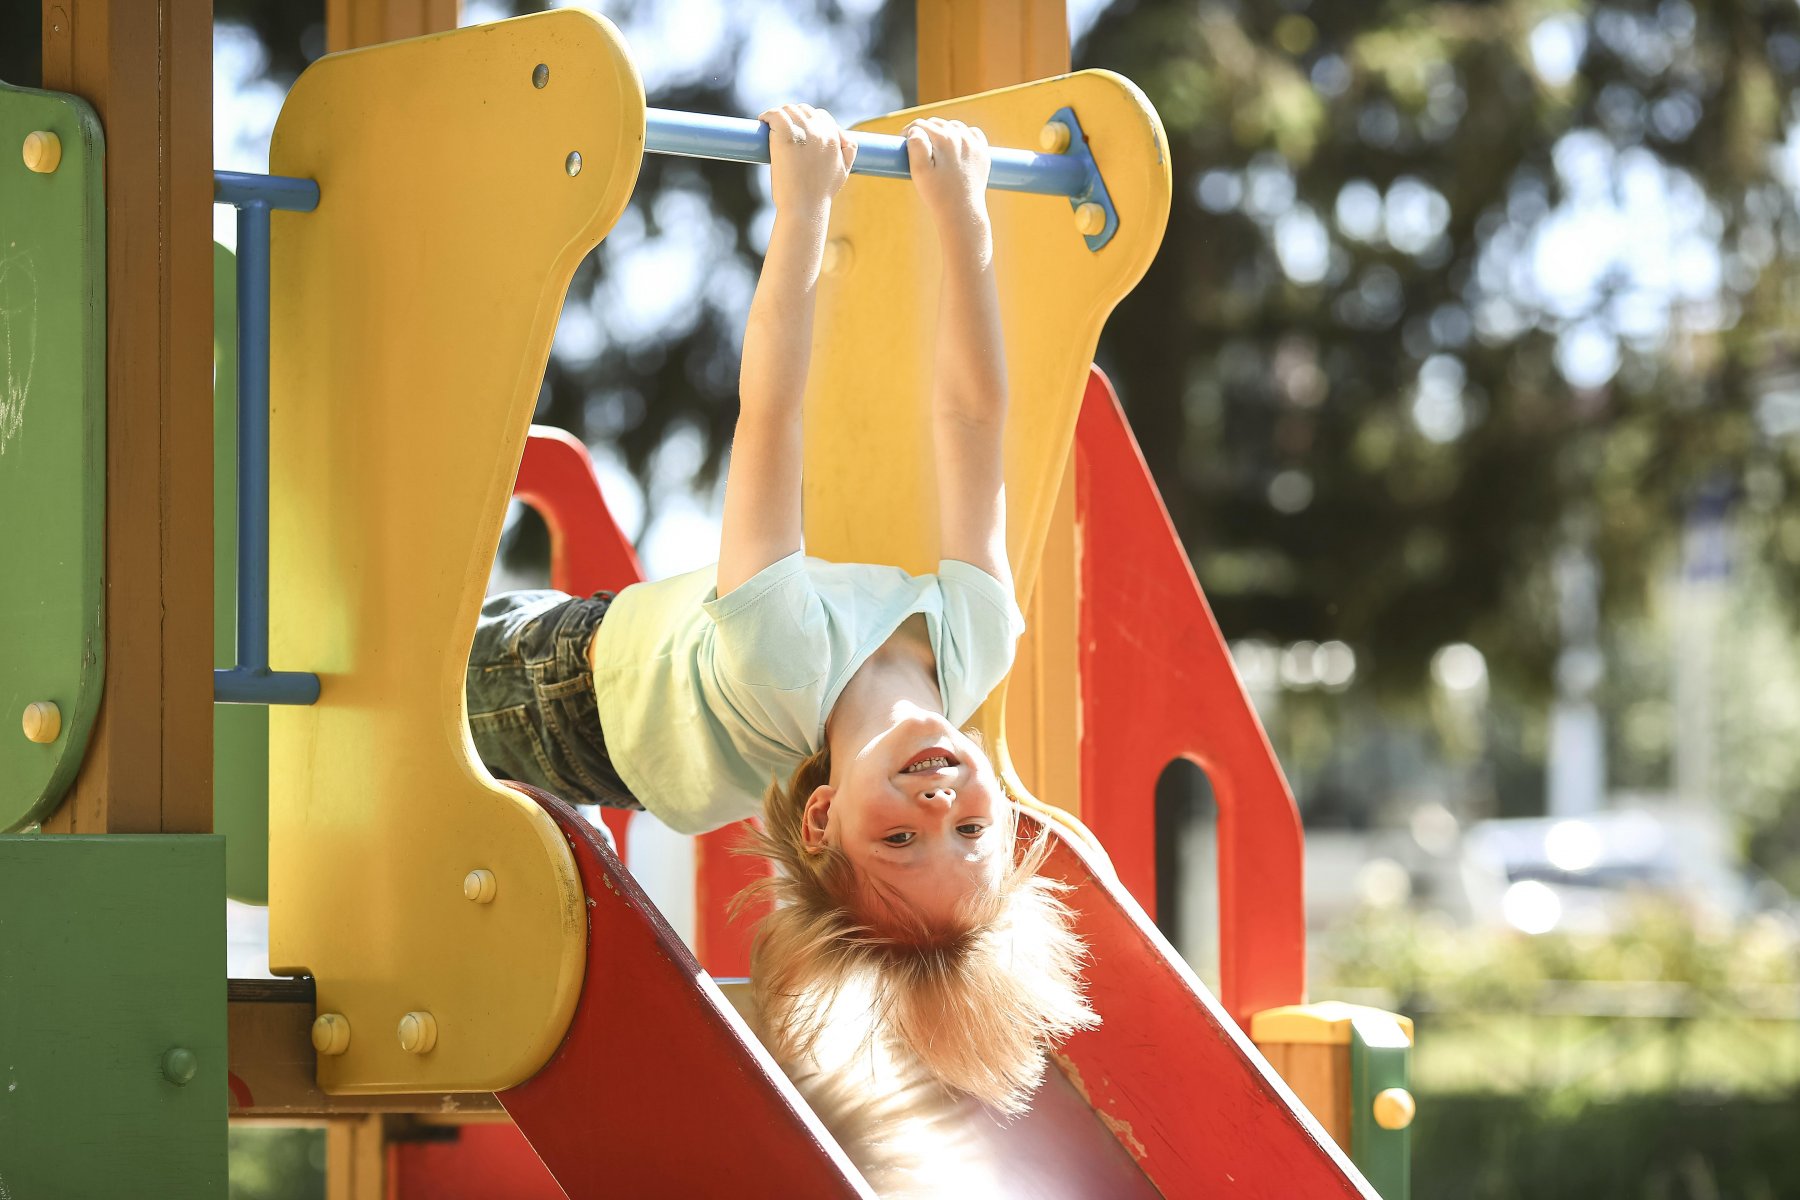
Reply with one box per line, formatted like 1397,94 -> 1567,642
466,104 -> 1094,1125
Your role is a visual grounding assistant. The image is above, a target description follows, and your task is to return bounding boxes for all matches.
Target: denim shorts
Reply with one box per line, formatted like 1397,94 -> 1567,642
466,590 -> 642,810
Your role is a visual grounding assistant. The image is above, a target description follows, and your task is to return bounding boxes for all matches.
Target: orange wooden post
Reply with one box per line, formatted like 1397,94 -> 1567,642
39,0 -> 214,835
916,0 -> 1070,102
327,0 -> 461,53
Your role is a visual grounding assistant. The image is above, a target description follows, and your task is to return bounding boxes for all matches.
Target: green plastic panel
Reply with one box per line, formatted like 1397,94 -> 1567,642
1351,1012 -> 1413,1200
0,79 -> 105,831
0,835 -> 227,1196
213,242 -> 271,904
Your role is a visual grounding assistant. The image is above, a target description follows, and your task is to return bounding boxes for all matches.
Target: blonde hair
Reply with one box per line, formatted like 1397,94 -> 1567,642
738,743 -> 1098,1116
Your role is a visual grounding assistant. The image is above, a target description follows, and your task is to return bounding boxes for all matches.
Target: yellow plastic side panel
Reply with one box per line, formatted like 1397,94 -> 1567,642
804,70 -> 1171,791
266,11 -> 645,1093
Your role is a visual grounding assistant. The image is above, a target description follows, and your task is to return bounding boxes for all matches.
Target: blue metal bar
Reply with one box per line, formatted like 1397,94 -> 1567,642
644,109 -> 1092,199
214,170 -> 320,213
213,170 -> 321,706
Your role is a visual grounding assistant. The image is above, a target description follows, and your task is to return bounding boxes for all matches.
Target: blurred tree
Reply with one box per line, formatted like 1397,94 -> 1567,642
1079,0 -> 1800,708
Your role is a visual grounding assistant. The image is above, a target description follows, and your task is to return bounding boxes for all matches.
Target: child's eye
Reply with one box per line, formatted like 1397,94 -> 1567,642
883,832 -> 916,846
957,823 -> 986,838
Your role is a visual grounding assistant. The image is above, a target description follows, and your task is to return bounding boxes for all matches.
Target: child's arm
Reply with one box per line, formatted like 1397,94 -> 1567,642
905,118 -> 1010,586
718,104 -> 856,597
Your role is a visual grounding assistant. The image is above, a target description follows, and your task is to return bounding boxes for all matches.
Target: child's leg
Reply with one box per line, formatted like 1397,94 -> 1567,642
466,591 -> 642,809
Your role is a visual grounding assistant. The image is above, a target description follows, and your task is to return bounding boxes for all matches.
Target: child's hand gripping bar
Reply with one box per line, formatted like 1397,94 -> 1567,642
643,106 -> 1120,250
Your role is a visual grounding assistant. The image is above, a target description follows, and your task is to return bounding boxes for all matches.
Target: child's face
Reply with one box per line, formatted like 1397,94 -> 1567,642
802,707 -> 1007,928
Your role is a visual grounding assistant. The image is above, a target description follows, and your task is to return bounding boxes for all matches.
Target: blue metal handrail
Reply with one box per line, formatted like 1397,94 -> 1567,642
643,106 -> 1120,250
213,170 -> 321,706
645,109 -> 1089,197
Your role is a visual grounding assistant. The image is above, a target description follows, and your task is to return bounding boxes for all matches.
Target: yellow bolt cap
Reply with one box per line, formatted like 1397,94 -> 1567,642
1039,121 -> 1072,154
463,869 -> 497,903
1372,1087 -> 1415,1130
23,130 -> 62,174
22,701 -> 61,744
1074,202 -> 1107,237
311,1013 -> 351,1056
398,1011 -> 438,1054
822,238 -> 854,277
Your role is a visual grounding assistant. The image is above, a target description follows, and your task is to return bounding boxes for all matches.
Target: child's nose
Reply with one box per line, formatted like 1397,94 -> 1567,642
917,786 -> 954,809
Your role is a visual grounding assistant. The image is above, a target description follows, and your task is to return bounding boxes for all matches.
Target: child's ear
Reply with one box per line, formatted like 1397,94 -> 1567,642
801,784 -> 834,851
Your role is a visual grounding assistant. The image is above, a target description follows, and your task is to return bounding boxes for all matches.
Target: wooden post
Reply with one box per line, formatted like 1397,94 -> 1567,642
916,1 -> 1082,818
40,0 -> 214,835
916,0 -> 1070,103
327,0 -> 460,52
325,1114 -> 390,1199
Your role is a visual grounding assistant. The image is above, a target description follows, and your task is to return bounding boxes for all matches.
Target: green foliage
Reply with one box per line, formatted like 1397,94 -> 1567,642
228,1127 -> 325,1200
1317,899 -> 1800,1012
1415,1091 -> 1800,1200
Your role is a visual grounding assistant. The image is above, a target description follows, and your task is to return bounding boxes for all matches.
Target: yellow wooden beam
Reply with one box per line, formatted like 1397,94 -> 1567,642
916,0 -> 1082,819
916,0 -> 1070,103
40,0 -> 214,835
327,0 -> 460,53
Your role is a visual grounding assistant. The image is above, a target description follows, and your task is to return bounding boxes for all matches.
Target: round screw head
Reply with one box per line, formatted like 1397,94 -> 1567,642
1372,1086 -> 1416,1130
822,238 -> 854,277
398,1011 -> 438,1055
311,1013 -> 351,1056
463,869 -> 497,904
22,701 -> 61,744
161,1046 -> 198,1086
23,130 -> 62,174
1074,202 -> 1107,237
532,63 -> 550,89
565,151 -> 582,177
1039,120 -> 1072,154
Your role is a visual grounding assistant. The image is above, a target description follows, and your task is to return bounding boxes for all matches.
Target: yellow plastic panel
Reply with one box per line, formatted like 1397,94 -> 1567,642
803,71 -> 1170,783
265,10 -> 644,1093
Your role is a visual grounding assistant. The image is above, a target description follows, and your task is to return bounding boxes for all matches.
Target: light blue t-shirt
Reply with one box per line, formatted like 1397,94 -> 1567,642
589,552 -> 1025,835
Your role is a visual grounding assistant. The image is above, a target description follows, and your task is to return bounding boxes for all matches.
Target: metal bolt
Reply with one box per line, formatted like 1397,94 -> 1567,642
311,1013 -> 351,1056
398,1011 -> 438,1055
22,130 -> 61,174
565,151 -> 582,177
22,701 -> 61,744
822,238 -> 854,277
463,869 -> 497,904
161,1046 -> 198,1086
1073,202 -> 1107,237
1372,1087 -> 1416,1131
532,63 -> 550,89
1039,120 -> 1072,154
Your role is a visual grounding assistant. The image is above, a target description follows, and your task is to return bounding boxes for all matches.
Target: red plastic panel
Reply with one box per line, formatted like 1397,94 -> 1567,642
499,784 -> 872,1199
389,1123 -> 565,1199
1047,830 -> 1374,1198
1074,369 -> 1307,1025
514,425 -> 646,600
512,427 -> 765,972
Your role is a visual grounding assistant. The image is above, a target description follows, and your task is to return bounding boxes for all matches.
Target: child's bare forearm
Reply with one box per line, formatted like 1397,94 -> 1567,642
739,205 -> 829,421
931,216 -> 1006,431
719,105 -> 855,597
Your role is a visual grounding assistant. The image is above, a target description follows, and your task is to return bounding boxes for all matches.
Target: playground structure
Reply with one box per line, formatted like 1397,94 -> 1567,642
0,2 -> 1414,1197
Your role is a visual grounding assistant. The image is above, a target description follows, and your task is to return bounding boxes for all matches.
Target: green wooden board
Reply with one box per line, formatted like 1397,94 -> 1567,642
0,80 -> 105,831
0,835 -> 227,1196
213,242 -> 272,904
1352,1012 -> 1413,1200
